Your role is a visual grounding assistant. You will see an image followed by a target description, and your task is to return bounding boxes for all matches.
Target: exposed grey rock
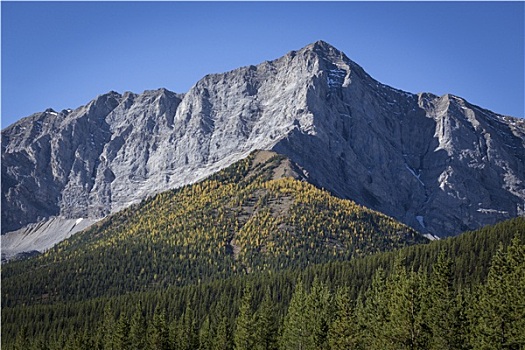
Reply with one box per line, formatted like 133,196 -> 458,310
1,217 -> 97,261
2,40 -> 524,259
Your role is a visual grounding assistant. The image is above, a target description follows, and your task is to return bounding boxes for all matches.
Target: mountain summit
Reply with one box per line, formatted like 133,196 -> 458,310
2,41 -> 524,259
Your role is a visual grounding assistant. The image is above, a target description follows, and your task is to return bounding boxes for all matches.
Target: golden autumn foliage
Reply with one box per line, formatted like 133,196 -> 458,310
2,152 -> 425,305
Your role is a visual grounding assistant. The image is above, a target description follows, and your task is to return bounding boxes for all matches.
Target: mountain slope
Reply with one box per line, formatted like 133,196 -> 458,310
2,216 -> 524,350
1,151 -> 425,306
2,41 -> 524,258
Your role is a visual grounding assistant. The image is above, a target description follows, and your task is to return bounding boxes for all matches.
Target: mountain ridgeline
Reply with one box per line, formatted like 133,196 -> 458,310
2,41 -> 525,260
1,151 -> 425,306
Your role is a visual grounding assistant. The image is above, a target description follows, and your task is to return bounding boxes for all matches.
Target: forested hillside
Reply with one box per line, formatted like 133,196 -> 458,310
3,217 -> 524,349
2,151 -> 424,306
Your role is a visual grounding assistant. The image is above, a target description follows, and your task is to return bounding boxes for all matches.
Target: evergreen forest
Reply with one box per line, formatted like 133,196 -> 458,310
2,152 -> 524,349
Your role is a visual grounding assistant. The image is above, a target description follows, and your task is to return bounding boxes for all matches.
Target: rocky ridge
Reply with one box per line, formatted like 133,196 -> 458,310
2,40 -> 524,259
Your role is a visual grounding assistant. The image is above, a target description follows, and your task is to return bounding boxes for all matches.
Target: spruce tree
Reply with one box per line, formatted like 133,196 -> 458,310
254,289 -> 278,350
328,286 -> 359,350
169,318 -> 180,350
279,280 -> 310,350
234,285 -> 255,350
114,315 -> 130,350
149,307 -> 170,350
473,237 -> 525,349
214,315 -> 232,350
451,289 -> 473,350
179,299 -> 199,350
359,267 -> 390,349
64,330 -> 90,350
386,259 -> 428,350
199,315 -> 213,350
214,301 -> 232,350
129,304 -> 147,350
102,305 -> 116,350
30,336 -> 50,350
13,326 -> 29,350
306,278 -> 331,350
426,249 -> 455,349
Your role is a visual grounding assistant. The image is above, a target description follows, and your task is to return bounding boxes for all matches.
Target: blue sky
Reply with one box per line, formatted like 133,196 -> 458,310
2,1 -> 524,128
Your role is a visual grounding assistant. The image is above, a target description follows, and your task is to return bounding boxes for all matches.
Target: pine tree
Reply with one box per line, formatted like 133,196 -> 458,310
30,336 -> 50,350
279,280 -> 310,350
169,318 -> 179,350
114,315 -> 130,350
199,315 -> 213,350
129,304 -> 147,350
52,331 -> 68,350
179,299 -> 199,350
214,301 -> 232,350
473,237 -> 525,349
254,289 -> 278,350
214,315 -> 232,350
306,278 -> 331,350
328,286 -> 359,350
14,326 -> 29,350
102,305 -> 116,350
64,330 -> 90,350
359,267 -> 390,349
234,285 -> 255,350
451,289 -> 473,350
426,249 -> 455,349
149,307 -> 170,350
386,259 -> 428,350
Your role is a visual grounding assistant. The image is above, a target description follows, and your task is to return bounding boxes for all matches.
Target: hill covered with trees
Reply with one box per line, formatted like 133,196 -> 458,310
2,151 -> 524,349
2,151 -> 424,306
2,217 -> 524,349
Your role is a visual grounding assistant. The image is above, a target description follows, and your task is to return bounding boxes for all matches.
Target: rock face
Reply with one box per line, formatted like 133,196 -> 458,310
2,40 -> 525,258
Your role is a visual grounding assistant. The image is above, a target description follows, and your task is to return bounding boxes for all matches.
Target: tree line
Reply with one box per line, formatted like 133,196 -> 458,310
4,218 -> 524,350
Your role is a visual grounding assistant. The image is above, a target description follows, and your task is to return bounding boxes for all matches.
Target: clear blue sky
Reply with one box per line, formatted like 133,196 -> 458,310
2,1 -> 524,128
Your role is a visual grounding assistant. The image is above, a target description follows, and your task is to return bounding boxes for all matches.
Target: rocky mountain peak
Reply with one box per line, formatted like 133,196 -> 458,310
2,41 -> 524,260
304,40 -> 346,61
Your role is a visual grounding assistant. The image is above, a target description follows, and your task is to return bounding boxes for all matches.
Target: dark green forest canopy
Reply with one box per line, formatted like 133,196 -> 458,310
2,217 -> 524,350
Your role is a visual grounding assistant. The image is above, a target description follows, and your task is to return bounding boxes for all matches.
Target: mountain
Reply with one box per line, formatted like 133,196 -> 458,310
2,40 -> 525,259
1,151 -> 425,305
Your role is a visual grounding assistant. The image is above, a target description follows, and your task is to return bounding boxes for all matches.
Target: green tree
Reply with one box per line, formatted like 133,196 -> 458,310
114,315 -> 130,350
452,289 -> 473,350
279,280 -> 310,350
214,301 -> 232,350
30,336 -> 50,350
14,326 -> 29,350
234,286 -> 255,350
306,278 -> 332,350
254,289 -> 278,350
386,259 -> 428,350
149,307 -> 170,350
179,299 -> 199,350
199,315 -> 213,350
426,249 -> 455,349
328,286 -> 359,350
129,304 -> 147,350
102,305 -> 116,350
359,267 -> 389,349
64,330 -> 90,350
214,316 -> 232,350
473,237 -> 525,349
